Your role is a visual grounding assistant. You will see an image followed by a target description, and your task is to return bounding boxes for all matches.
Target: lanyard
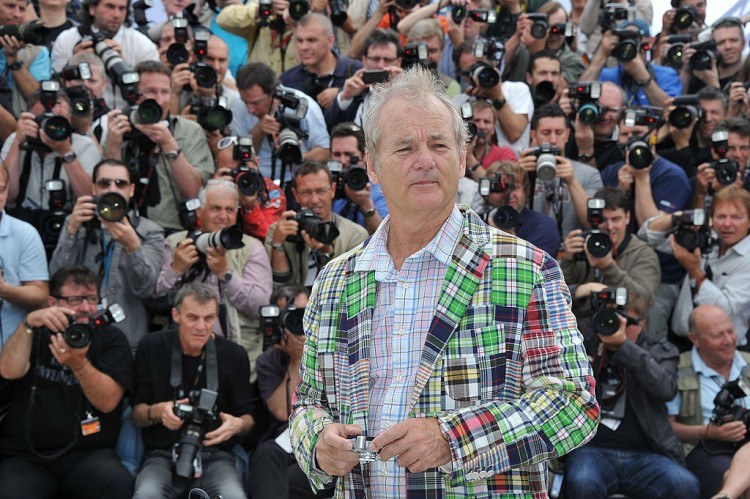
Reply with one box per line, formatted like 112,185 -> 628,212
100,234 -> 115,289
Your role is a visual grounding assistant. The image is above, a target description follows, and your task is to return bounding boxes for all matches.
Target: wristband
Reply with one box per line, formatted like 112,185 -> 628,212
147,405 -> 158,425
637,75 -> 653,87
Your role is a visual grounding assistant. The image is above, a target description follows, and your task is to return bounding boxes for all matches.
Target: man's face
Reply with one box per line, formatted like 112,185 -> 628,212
0,171 -> 7,212
712,200 -> 750,248
66,63 -> 107,99
200,186 -> 238,232
462,0 -> 482,41
294,21 -> 333,70
90,0 -> 128,34
138,72 -> 171,120
713,26 -> 744,66
205,37 -> 229,86
367,95 -> 465,219
51,281 -> 99,324
164,0 -> 192,15
471,107 -> 496,145
691,308 -> 737,368
617,122 -> 651,145
681,0 -> 706,26
699,99 -> 726,138
363,43 -> 400,70
595,84 -> 623,138
0,0 -> 26,25
331,136 -> 363,168
240,84 -> 273,118
173,296 -> 218,354
527,56 -> 561,87
545,9 -> 568,52
94,164 -> 135,204
416,36 -> 443,65
598,207 -> 630,248
726,133 -> 750,168
293,170 -> 335,221
489,175 -> 526,211
531,116 -> 569,150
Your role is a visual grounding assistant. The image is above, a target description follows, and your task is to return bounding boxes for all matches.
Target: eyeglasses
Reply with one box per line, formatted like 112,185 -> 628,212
365,56 -> 398,64
217,136 -> 239,150
55,295 -> 98,306
296,186 -> 332,198
96,178 -> 130,188
601,106 -> 624,115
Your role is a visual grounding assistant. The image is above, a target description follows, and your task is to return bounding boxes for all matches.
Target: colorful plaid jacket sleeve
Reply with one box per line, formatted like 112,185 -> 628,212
290,207 -> 600,498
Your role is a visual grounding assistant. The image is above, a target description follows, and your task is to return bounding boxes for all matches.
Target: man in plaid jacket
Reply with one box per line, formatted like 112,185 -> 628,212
289,67 -> 599,498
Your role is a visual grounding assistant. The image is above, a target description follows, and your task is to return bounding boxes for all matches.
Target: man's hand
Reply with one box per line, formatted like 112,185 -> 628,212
573,281 -> 608,300
72,39 -> 94,55
518,148 -> 537,174
621,53 -> 650,82
49,333 -> 89,371
574,114 -> 595,156
203,412 -> 245,446
340,70 -> 367,101
695,162 -> 715,195
106,109 -> 132,149
371,418 -> 451,473
670,234 -> 701,275
205,248 -> 229,277
728,82 -> 750,117
0,35 -> 24,61
585,243 -> 613,270
283,330 -> 305,363
258,114 -> 281,141
315,423 -> 362,476
158,399 -> 188,431
661,8 -> 675,33
556,156 -> 574,183
40,129 -> 73,156
133,123 -> 178,150
707,421 -> 748,443
597,30 -> 619,59
316,87 -> 339,110
102,217 -> 141,253
68,195 -> 97,234
343,183 -> 374,211
26,307 -> 77,333
598,315 -> 628,350
562,229 -> 585,261
272,210 -> 299,243
617,165 -> 634,191
301,230 -> 333,253
172,238 -> 200,275
559,87 -> 573,116
171,63 -> 194,96
14,112 -> 39,143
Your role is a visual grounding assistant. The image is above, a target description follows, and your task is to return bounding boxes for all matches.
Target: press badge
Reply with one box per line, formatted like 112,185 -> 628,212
81,411 -> 101,436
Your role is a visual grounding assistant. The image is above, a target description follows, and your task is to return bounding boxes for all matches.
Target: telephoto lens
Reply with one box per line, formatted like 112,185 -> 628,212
95,192 -> 128,222
344,167 -> 369,191
626,140 -> 653,169
130,99 -> 163,125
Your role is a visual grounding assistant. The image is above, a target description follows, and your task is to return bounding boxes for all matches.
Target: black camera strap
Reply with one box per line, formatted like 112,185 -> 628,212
170,332 -> 219,398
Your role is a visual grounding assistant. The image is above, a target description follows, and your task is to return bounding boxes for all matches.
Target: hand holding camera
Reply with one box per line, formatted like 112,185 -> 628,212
204,248 -> 229,278
669,232 -> 703,275
172,238 -> 201,275
0,33 -> 24,60
14,112 -> 40,144
49,330 -> 89,370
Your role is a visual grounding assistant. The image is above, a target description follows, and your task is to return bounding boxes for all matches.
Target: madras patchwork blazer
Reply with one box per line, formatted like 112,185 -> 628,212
290,206 -> 600,498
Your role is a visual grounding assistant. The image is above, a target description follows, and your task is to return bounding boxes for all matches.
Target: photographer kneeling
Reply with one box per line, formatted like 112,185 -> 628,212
132,282 -> 255,499
0,266 -> 134,499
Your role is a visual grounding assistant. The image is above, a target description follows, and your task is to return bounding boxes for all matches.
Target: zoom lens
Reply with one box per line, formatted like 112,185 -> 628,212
41,116 -> 72,141
96,192 -> 128,222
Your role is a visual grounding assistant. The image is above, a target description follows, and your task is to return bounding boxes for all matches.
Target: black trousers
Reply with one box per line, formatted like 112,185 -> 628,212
686,441 -> 736,499
0,448 -> 134,499
248,440 -> 326,499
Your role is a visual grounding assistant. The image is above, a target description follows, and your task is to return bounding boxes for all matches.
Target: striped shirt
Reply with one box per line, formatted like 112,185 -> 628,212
354,205 -> 464,497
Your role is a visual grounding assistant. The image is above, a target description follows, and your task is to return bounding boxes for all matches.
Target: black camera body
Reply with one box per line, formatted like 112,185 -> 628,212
188,62 -> 218,89
0,21 -> 44,44
526,13 -> 549,39
274,89 -> 309,165
590,287 -> 628,336
673,3 -> 697,30
167,17 -> 190,66
711,378 -> 750,440
230,166 -> 264,197
402,42 -> 429,70
260,304 -> 305,349
464,62 -> 499,88
666,34 -> 693,66
624,136 -> 653,170
85,27 -> 140,103
286,208 -> 340,245
472,37 -> 505,67
172,388 -> 218,479
478,173 -> 518,231
528,144 -> 560,182
44,304 -> 126,349
623,106 -> 664,129
611,29 -> 641,62
61,62 -> 92,82
64,85 -> 93,118
24,81 -> 72,153
691,39 -> 718,71
669,95 -> 704,128
575,198 -> 612,261
672,209 -> 712,253
288,0 -> 309,20
327,158 -> 368,198
178,198 -> 202,231
569,82 -> 603,125
94,192 -> 129,223
190,95 -> 232,132
478,172 -> 514,196
600,3 -> 636,31
708,158 -> 739,186
257,0 -> 273,25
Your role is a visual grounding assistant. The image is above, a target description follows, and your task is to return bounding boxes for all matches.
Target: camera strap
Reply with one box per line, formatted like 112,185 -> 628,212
170,332 -> 219,397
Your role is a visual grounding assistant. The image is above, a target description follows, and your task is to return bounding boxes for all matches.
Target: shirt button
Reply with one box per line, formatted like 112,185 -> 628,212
402,282 -> 408,288
396,375 -> 403,382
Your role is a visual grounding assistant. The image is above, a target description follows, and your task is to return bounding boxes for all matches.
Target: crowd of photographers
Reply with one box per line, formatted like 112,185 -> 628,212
0,0 -> 749,496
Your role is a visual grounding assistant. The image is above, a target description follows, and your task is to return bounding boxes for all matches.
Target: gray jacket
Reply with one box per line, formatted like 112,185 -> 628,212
50,212 -> 165,349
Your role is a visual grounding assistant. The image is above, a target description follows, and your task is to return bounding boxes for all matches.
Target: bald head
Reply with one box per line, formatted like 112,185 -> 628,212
689,305 -> 732,336
688,305 -> 737,369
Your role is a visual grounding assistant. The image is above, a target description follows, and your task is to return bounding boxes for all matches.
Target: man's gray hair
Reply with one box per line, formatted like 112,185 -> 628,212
199,179 -> 239,208
68,52 -> 107,81
174,282 -> 219,310
298,12 -> 334,37
362,66 -> 468,170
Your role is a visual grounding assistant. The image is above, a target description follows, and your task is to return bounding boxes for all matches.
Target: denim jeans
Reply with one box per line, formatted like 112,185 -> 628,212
115,404 -> 144,476
565,446 -> 700,499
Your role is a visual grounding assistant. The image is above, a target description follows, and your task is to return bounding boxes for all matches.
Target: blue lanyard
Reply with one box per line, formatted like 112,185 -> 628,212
101,234 -> 115,289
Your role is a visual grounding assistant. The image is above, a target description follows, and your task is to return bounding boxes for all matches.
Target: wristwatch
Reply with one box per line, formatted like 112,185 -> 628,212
164,148 -> 182,162
61,151 -> 77,164
362,208 -> 377,218
491,98 -> 507,110
578,153 -> 594,163
23,318 -> 34,335
271,242 -> 286,253
221,271 -> 233,284
9,60 -> 23,71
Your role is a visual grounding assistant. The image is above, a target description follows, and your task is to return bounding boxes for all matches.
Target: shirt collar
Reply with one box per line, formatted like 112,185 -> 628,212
0,209 -> 9,237
726,233 -> 750,257
355,205 -> 464,274
691,346 -> 748,380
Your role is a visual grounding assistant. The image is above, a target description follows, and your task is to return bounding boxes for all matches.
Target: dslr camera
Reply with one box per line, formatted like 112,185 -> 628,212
39,304 -> 126,349
61,62 -> 92,82
690,39 -> 718,71
460,102 -> 479,142
672,209 -> 713,252
94,192 -> 129,223
673,3 -> 697,30
711,378 -> 750,439
24,80 -> 72,153
611,29 -> 641,62
188,225 -> 246,254
327,157 -> 369,198
708,158 -> 739,185
526,13 -> 549,39
622,135 -> 653,170
590,287 -> 629,336
668,95 -> 704,129
623,106 -> 664,129
166,17 -> 191,66
478,173 -> 519,231
665,35 -> 693,66
274,89 -> 309,164
83,27 -> 140,103
472,37 -> 505,67
569,82 -> 603,125
0,20 -> 44,45
172,388 -> 219,479
600,3 -> 636,31
402,42 -> 429,70
575,198 -> 613,261
260,303 -> 305,349
63,85 -> 93,118
190,95 -> 232,132
286,208 -> 340,245
37,180 -> 70,253
463,62 -> 499,88
527,144 -> 560,182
